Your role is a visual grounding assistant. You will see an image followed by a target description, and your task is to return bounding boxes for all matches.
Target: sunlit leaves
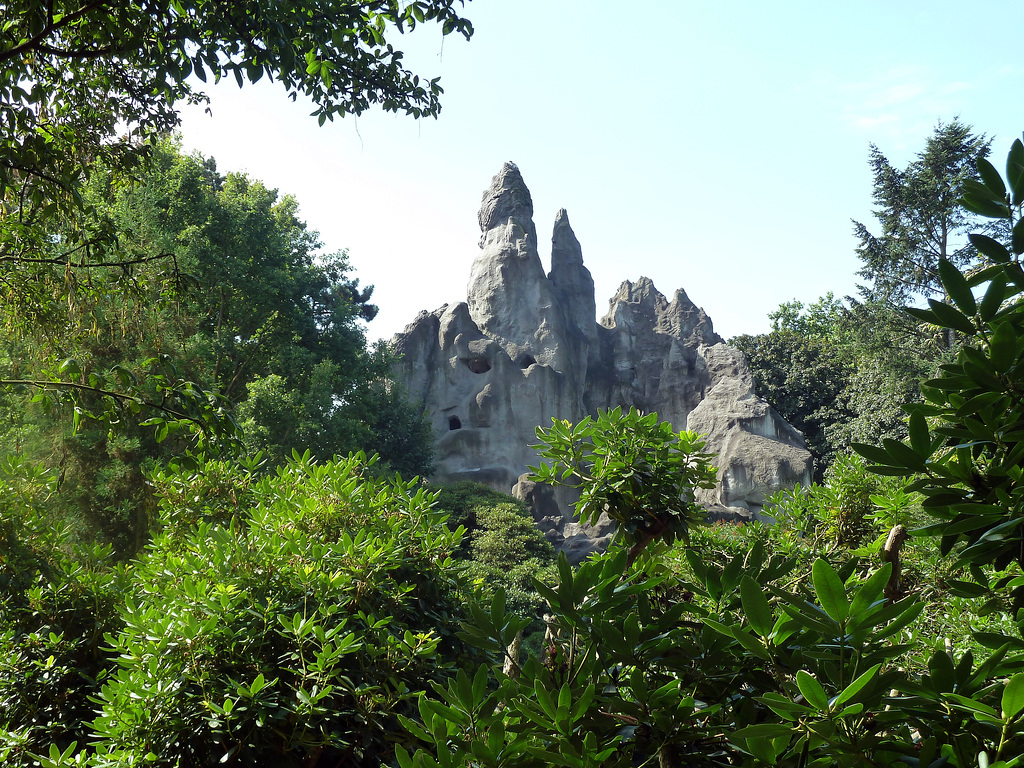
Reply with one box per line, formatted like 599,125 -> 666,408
530,407 -> 718,558
857,135 -> 1024,577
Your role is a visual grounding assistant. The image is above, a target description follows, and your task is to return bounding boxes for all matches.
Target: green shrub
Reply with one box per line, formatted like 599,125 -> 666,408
79,452 -> 475,768
0,456 -> 126,767
429,481 -> 516,538
470,502 -> 554,569
432,483 -> 556,621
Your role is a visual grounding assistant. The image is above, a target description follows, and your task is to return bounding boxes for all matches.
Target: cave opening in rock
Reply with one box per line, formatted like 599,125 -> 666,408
465,357 -> 491,374
518,354 -> 536,369
448,415 -> 462,430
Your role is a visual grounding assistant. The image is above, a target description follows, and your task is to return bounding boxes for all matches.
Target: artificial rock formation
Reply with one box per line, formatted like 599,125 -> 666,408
392,163 -> 812,560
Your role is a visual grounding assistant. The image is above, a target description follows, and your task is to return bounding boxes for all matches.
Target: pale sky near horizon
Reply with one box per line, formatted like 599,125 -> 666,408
177,0 -> 1024,344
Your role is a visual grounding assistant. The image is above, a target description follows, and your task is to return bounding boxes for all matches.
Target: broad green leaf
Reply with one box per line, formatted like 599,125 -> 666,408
59,357 -> 81,378
970,234 -> 1012,264
535,680 -> 556,721
732,722 -> 795,740
1002,673 -> 1024,719
908,410 -> 930,456
961,193 -> 1011,219
989,322 -> 1018,373
571,684 -> 595,720
796,669 -> 829,712
811,559 -> 848,624
557,682 -> 571,712
939,258 -> 976,316
1013,217 -> 1024,256
882,437 -> 927,472
740,574 -> 773,637
904,306 -> 939,325
928,299 -> 977,335
772,591 -> 837,635
835,663 -> 882,707
472,663 -> 488,705
979,274 -> 1009,321
851,442 -> 898,467
963,178 -> 1005,202
730,625 -> 773,662
1008,138 -> 1024,205
945,692 -> 999,718
873,599 -> 926,640
967,263 -> 1010,286
978,156 -> 1007,197
757,692 -> 815,720
849,563 -> 892,617
945,580 -> 990,598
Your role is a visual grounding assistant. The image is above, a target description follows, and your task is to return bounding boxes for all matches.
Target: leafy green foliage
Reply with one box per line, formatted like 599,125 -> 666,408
530,407 -> 717,561
97,143 -> 430,472
2,143 -> 432,554
401,533 -> 975,767
853,136 -> 1024,577
1,0 -> 474,447
765,451 -> 903,550
0,0 -> 474,244
83,452 -> 474,768
0,457 -> 126,767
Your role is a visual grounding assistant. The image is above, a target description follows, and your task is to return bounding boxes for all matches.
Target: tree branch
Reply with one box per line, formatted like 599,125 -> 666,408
1,378 -> 206,432
0,1 -> 113,64
0,251 -> 173,269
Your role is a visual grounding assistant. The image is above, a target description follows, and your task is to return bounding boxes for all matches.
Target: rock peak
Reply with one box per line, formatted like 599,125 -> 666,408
393,165 -> 810,558
551,209 -> 584,269
478,161 -> 534,233
468,163 -> 563,370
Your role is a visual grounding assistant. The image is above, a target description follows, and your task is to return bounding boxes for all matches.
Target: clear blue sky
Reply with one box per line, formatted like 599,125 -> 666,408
177,0 -> 1024,343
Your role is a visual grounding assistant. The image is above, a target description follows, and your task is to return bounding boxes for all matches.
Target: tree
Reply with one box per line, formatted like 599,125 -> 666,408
853,120 -> 992,304
855,134 -> 1024,576
0,0 -> 474,443
1,142 -> 433,553
733,295 -> 857,476
529,407 -> 718,566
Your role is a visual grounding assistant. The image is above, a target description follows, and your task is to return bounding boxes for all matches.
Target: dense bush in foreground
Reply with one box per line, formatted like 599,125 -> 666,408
2,452 -> 476,768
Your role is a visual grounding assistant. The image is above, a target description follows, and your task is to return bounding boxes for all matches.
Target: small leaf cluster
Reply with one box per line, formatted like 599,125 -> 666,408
530,407 -> 717,551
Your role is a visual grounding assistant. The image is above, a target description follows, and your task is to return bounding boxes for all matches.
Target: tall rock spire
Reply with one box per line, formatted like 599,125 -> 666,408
548,209 -> 597,344
547,208 -> 597,384
467,162 -> 569,371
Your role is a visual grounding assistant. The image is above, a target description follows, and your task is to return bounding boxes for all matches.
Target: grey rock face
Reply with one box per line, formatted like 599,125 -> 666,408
393,164 -> 812,555
467,162 -> 572,377
687,345 -> 813,518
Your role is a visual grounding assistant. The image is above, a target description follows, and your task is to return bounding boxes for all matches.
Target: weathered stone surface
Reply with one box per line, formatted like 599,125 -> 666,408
687,345 -> 812,518
467,162 -> 573,377
392,164 -> 813,558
